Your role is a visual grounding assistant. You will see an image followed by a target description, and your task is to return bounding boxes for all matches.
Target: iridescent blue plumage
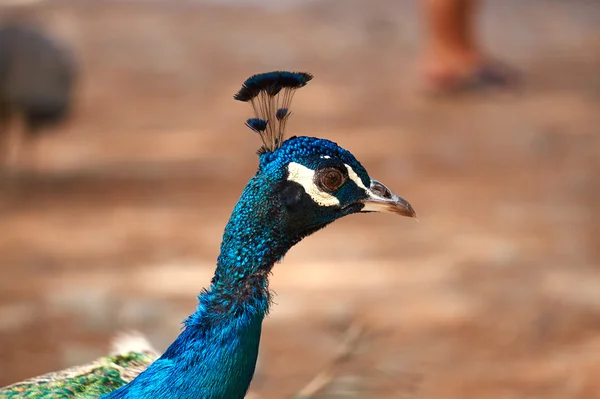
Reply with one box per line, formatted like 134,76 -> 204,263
2,71 -> 416,399
100,137 -> 382,399
245,118 -> 268,133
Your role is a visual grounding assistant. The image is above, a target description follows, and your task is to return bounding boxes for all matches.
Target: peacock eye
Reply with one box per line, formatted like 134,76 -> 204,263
316,167 -> 346,192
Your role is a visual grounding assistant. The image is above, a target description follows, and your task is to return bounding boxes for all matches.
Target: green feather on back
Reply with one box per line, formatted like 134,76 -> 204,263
1,335 -> 158,399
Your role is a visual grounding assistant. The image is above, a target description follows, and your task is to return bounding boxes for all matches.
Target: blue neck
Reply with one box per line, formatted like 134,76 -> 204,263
214,170 -> 296,284
102,171 -> 293,399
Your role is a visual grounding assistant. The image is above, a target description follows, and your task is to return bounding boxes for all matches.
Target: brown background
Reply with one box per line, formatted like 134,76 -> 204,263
0,0 -> 599,398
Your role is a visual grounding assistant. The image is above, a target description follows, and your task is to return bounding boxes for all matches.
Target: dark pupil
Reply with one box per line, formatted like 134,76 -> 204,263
324,171 -> 340,189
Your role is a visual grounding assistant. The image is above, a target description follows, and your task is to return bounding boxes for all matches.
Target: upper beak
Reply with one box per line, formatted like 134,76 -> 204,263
360,179 -> 417,218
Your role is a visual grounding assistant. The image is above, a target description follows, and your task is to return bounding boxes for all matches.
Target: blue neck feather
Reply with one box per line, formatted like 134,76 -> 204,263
102,169 -> 296,399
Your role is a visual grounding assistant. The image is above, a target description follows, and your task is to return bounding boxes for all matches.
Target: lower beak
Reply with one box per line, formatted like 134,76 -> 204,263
360,179 -> 417,218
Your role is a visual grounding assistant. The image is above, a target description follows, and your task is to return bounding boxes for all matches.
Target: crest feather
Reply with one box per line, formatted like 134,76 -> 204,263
234,71 -> 313,154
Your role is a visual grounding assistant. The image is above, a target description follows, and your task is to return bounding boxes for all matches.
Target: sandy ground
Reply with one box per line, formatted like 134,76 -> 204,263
0,0 -> 599,398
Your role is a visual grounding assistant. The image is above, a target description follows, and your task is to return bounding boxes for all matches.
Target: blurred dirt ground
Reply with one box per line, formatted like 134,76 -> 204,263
0,0 -> 599,398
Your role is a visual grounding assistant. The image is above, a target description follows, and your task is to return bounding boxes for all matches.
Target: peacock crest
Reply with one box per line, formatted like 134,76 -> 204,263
234,71 -> 313,155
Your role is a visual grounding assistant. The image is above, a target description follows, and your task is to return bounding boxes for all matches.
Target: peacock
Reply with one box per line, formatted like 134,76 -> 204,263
0,22 -> 77,168
1,71 -> 416,399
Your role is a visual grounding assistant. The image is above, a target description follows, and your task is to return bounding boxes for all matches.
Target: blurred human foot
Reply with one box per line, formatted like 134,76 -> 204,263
421,55 -> 520,95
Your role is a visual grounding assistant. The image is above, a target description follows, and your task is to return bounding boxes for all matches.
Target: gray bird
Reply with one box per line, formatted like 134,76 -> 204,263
0,22 -> 77,169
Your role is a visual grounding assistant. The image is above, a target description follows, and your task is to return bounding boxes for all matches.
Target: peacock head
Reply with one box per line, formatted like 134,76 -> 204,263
232,71 -> 416,243
260,136 -> 415,235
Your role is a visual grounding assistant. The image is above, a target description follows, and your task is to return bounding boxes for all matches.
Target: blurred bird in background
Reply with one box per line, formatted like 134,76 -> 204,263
0,20 -> 77,171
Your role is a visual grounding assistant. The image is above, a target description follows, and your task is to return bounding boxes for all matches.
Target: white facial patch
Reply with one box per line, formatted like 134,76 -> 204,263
287,162 -> 340,206
344,164 -> 369,191
343,164 -> 393,212
286,162 -> 385,209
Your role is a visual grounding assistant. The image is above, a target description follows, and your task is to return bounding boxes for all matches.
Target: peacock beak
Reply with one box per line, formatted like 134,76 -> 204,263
359,179 -> 417,218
